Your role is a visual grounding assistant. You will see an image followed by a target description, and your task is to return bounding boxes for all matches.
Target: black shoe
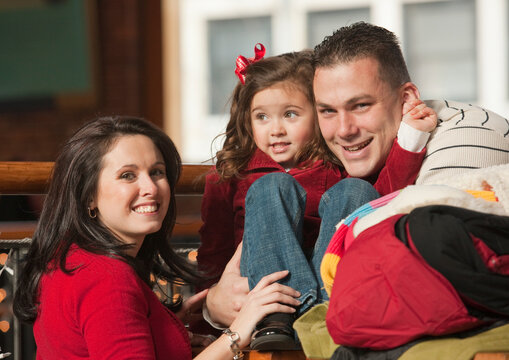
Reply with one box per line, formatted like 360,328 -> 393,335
250,313 -> 300,351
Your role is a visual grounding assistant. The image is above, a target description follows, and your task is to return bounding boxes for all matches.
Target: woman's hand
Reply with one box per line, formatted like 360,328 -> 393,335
175,289 -> 217,349
228,270 -> 301,348
175,288 -> 208,325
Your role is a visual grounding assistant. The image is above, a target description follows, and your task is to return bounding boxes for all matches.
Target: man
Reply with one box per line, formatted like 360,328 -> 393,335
313,22 -> 509,186
203,22 -> 509,348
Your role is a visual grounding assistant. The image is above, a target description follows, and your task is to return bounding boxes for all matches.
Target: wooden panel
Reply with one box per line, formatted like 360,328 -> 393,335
0,162 -> 209,195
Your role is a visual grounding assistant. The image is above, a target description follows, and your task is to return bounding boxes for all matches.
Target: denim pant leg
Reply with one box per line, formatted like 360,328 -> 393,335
311,178 -> 380,301
240,173 -> 318,312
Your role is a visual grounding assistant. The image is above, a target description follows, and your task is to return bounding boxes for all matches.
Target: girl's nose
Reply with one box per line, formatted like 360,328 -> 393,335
270,119 -> 286,136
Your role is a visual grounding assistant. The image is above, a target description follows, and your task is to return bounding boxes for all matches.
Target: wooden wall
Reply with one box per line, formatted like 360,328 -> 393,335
0,0 -> 163,161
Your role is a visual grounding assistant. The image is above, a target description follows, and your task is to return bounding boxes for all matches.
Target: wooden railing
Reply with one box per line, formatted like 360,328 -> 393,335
0,162 -> 210,240
0,161 -> 210,195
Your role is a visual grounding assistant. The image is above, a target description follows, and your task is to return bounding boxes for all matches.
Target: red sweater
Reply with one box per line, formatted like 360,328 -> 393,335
197,142 -> 424,286
34,247 -> 191,360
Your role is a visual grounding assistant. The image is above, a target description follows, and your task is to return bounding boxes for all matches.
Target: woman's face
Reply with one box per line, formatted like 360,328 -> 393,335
90,134 -> 170,256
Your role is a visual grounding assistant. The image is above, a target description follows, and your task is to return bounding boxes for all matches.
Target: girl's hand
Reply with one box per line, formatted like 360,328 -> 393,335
402,99 -> 438,133
228,270 -> 301,348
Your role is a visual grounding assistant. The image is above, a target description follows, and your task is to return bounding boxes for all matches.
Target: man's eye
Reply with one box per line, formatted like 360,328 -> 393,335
319,108 -> 335,115
355,103 -> 370,110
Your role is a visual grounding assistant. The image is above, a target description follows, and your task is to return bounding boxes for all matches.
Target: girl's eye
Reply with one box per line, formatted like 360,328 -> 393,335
285,111 -> 298,118
255,113 -> 268,121
120,172 -> 136,181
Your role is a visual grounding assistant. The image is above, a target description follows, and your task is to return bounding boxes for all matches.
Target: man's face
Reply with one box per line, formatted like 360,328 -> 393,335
314,57 -> 403,178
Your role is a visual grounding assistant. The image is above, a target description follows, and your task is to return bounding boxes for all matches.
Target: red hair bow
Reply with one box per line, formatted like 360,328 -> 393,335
235,43 -> 266,85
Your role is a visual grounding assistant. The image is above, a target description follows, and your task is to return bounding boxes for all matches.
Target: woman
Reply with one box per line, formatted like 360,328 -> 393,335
13,116 -> 300,359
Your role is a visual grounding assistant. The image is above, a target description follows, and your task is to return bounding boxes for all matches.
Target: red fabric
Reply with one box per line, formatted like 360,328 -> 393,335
198,142 -> 425,287
326,215 -> 482,350
471,234 -> 509,275
34,247 -> 191,360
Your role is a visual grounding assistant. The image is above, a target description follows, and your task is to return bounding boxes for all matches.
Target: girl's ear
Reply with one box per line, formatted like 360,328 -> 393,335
400,82 -> 420,102
89,198 -> 96,210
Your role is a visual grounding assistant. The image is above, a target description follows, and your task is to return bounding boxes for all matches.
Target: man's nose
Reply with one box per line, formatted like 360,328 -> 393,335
336,113 -> 358,138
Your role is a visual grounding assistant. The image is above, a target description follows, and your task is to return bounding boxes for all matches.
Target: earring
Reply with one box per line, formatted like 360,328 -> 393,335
88,207 -> 97,219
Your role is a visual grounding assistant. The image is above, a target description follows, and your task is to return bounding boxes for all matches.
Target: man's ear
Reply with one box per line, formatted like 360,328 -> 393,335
400,82 -> 420,103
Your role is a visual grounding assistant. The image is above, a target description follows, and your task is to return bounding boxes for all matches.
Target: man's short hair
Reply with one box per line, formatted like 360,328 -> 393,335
313,22 -> 411,89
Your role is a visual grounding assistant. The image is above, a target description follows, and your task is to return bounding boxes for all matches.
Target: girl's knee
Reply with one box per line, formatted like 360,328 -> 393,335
248,173 -> 297,194
320,178 -> 379,211
327,178 -> 377,198
252,172 -> 293,187
247,173 -> 305,204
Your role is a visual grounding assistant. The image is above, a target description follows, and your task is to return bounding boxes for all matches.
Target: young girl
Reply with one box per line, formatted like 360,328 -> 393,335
13,116 -> 300,359
198,44 -> 437,350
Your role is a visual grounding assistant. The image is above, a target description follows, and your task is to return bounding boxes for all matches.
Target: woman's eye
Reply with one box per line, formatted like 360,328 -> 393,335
120,172 -> 135,181
151,168 -> 166,177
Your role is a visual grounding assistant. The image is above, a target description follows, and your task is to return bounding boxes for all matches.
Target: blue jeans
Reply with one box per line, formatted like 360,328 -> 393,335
240,173 -> 380,314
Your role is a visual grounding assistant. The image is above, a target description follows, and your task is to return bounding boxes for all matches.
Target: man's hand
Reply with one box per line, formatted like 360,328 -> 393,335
402,99 -> 438,133
205,243 -> 249,327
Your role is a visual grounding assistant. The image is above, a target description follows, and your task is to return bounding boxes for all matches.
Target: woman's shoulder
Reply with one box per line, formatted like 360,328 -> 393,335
65,246 -> 137,281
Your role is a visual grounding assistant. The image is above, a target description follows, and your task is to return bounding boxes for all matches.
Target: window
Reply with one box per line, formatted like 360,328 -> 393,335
404,0 -> 477,101
208,17 -> 272,115
307,8 -> 370,48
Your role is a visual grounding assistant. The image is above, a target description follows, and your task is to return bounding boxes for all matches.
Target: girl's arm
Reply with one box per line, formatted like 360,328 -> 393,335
197,171 -> 237,289
199,172 -> 250,328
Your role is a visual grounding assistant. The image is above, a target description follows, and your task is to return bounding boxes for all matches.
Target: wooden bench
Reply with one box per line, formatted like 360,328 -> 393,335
0,161 -> 506,360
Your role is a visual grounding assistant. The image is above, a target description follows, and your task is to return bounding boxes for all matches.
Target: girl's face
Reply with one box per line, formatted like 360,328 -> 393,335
250,83 -> 315,169
90,134 -> 170,257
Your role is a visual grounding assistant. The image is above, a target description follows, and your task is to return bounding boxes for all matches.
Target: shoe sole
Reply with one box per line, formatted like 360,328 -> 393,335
250,333 -> 300,351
